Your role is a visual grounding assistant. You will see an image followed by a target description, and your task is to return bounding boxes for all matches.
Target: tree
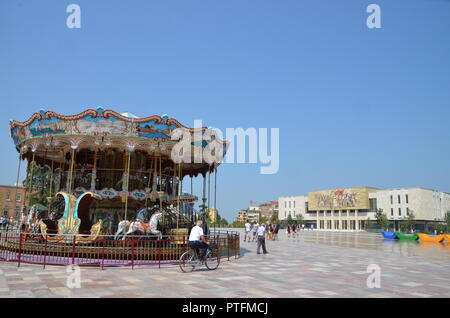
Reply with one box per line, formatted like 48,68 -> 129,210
401,211 -> 416,233
295,214 -> 304,225
259,216 -> 268,224
375,208 -> 388,231
445,211 -> 450,233
270,213 -> 280,224
231,220 -> 245,228
286,212 -> 294,226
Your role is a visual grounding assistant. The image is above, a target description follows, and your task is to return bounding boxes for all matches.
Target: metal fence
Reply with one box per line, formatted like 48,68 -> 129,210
0,229 -> 240,269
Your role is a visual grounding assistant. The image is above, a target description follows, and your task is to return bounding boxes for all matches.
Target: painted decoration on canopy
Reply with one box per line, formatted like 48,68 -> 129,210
308,187 -> 371,211
10,107 -> 212,146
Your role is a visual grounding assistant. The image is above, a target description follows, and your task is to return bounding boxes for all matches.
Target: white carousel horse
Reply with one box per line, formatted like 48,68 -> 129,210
122,211 -> 163,240
114,220 -> 131,240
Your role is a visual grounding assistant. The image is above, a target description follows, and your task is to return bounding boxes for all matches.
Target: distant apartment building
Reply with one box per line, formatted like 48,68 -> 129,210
259,201 -> 278,220
0,185 -> 26,219
237,210 -> 247,222
235,201 -> 279,223
278,187 -> 450,232
246,206 -> 260,222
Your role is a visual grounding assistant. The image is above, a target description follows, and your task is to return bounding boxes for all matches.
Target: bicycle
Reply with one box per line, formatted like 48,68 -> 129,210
179,243 -> 220,272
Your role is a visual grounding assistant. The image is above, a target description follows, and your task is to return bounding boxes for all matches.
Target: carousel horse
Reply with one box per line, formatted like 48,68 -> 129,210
114,220 -> 131,240
113,206 -> 159,240
122,210 -> 163,240
26,204 -> 48,233
39,197 -> 65,234
0,217 -> 9,229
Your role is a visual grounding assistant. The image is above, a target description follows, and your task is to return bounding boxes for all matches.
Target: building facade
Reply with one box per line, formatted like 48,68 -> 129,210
259,201 -> 278,220
246,206 -> 260,222
279,187 -> 450,232
0,185 -> 26,219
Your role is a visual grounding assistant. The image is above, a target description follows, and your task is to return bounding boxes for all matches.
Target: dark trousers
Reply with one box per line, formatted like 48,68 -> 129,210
257,236 -> 267,254
188,240 -> 208,259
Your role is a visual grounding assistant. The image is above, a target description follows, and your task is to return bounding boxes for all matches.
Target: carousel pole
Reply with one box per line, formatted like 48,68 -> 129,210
159,155 -> 162,210
202,173 -> 206,225
67,148 -> 76,194
177,163 -> 182,229
174,162 -> 178,229
214,166 -> 217,232
144,156 -> 152,208
190,171 -> 193,223
207,169 -> 211,222
124,150 -> 132,221
90,150 -> 98,191
59,158 -> 64,193
48,158 -> 54,212
27,151 -> 36,207
12,151 -> 22,223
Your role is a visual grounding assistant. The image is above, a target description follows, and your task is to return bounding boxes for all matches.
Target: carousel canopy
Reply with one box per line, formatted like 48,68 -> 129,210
9,107 -> 228,177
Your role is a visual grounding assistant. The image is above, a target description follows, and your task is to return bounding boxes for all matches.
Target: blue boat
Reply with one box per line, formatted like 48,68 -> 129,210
381,231 -> 398,239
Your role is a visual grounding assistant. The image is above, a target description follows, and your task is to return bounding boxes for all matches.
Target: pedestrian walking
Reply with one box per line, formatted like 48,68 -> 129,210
272,223 -> 280,240
286,225 -> 291,238
256,223 -> 268,254
251,222 -> 259,242
244,220 -> 251,242
291,224 -> 297,238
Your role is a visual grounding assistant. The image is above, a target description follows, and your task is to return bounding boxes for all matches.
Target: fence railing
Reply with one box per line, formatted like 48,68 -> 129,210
0,230 -> 240,269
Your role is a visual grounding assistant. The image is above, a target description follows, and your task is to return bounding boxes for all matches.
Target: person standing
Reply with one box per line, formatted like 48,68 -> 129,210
291,224 -> 297,239
256,223 -> 268,254
244,220 -> 251,242
273,223 -> 280,240
252,222 -> 259,242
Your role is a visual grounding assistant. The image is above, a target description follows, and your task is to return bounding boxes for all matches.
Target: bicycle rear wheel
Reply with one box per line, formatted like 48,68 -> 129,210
205,248 -> 220,270
179,250 -> 196,273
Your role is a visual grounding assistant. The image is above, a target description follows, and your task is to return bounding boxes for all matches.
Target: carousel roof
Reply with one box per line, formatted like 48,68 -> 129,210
9,107 -> 228,174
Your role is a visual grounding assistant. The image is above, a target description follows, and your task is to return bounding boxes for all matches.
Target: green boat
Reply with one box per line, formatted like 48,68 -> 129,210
396,232 -> 419,240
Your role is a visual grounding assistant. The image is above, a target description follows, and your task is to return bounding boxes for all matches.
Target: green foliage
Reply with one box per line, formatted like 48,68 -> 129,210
435,223 -> 447,234
403,211 -> 416,233
295,213 -> 304,225
375,208 -> 389,231
232,220 -> 245,228
286,213 -> 294,226
259,216 -> 268,224
23,162 -> 57,207
270,213 -> 280,224
445,211 -> 450,233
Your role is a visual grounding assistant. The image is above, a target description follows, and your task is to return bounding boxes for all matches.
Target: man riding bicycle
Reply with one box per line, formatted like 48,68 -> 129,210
188,220 -> 210,260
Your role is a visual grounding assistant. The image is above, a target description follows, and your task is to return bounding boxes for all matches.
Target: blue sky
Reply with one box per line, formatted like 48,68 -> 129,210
1,0 -> 449,222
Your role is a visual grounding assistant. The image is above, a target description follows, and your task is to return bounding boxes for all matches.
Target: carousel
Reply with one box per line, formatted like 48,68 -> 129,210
0,107 -> 240,267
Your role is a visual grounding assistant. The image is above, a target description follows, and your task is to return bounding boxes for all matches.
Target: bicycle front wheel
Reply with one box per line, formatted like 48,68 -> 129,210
205,248 -> 220,270
179,250 -> 196,273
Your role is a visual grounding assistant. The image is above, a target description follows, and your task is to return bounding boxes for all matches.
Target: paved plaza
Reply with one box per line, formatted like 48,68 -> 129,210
0,229 -> 449,298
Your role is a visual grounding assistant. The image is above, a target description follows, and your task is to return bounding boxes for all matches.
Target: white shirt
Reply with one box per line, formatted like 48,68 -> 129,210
256,225 -> 266,237
245,223 -> 251,231
189,225 -> 204,241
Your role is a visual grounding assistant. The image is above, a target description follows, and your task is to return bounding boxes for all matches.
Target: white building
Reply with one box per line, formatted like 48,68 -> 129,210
278,187 -> 450,232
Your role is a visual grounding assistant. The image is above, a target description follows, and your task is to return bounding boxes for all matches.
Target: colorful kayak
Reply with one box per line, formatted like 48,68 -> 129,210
418,233 -> 445,243
396,232 -> 419,240
444,235 -> 450,243
381,231 -> 398,239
